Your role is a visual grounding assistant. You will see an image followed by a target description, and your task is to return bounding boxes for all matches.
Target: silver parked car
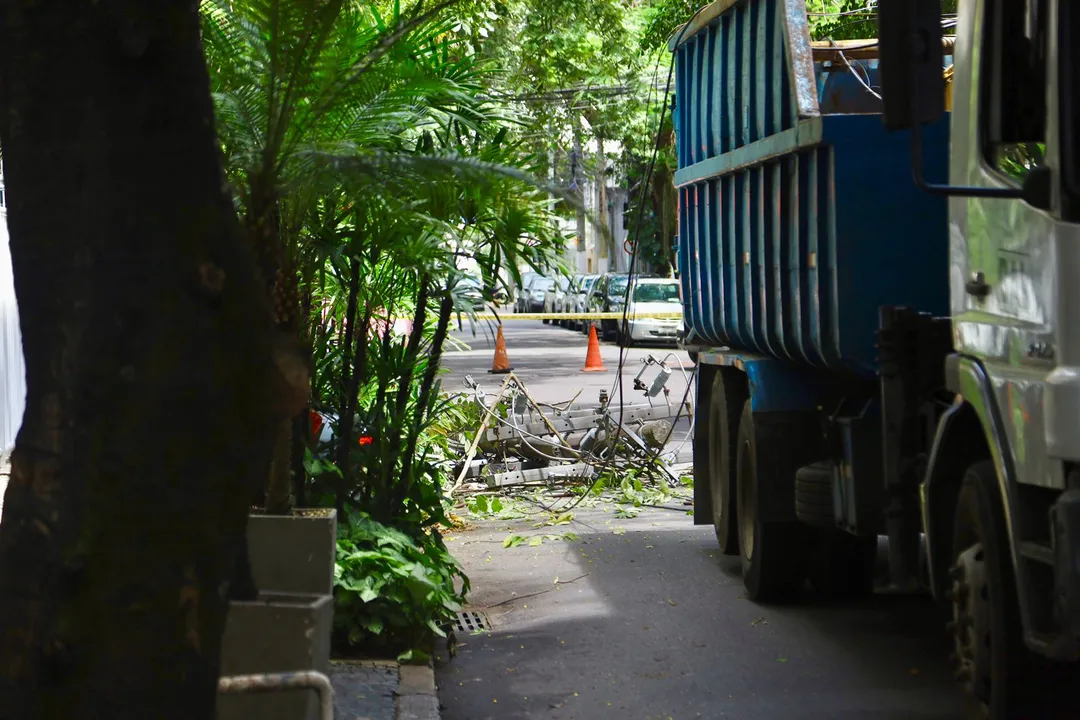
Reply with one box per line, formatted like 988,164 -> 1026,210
566,274 -> 599,329
513,270 -> 538,312
542,275 -> 570,324
520,275 -> 554,314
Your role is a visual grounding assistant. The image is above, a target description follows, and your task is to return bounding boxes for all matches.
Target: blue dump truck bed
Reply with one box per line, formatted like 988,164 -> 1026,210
673,0 -> 950,377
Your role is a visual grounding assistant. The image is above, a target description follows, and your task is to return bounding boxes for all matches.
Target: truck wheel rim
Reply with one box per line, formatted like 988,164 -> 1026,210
738,438 -> 756,559
949,542 -> 992,706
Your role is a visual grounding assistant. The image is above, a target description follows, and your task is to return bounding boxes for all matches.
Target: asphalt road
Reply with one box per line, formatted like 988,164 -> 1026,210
443,318 -> 694,408
435,319 -> 970,720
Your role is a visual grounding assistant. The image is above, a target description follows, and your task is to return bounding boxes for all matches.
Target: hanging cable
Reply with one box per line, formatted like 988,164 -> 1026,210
535,4 -> 716,514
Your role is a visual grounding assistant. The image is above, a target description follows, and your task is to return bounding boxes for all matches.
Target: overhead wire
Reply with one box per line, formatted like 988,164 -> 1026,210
469,9 -> 964,511
617,12 -> 959,483
537,5 -> 716,513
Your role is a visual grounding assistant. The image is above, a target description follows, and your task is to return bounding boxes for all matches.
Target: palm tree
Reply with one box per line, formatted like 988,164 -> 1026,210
200,0 -> 504,513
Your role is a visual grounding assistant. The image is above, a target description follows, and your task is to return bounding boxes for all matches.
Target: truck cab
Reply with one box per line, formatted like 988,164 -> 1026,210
675,0 -> 1080,714
882,0 -> 1080,708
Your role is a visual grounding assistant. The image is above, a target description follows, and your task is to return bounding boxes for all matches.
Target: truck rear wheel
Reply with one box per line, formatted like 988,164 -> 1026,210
735,400 -> 805,601
704,369 -> 746,555
949,459 -> 1027,718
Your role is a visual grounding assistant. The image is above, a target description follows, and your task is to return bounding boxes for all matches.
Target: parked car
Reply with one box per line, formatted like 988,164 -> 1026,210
585,272 -> 658,340
542,275 -> 570,324
513,270 -> 538,311
456,276 -> 485,310
519,275 -> 554,314
555,274 -> 585,327
456,275 -> 508,310
617,277 -> 684,347
566,274 -> 599,329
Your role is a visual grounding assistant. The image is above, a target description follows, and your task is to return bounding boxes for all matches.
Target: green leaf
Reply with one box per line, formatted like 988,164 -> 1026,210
398,648 -> 431,665
503,534 -> 526,548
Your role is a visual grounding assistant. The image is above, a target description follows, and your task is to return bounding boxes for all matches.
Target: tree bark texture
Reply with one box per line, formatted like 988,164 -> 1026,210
572,120 -> 586,255
595,135 -> 611,262
651,123 -> 677,268
247,146 -> 303,518
333,258 -> 361,517
0,2 -> 283,717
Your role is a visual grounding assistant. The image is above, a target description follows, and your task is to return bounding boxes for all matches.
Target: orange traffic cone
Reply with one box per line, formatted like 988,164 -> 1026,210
582,324 -> 606,372
488,325 -> 514,374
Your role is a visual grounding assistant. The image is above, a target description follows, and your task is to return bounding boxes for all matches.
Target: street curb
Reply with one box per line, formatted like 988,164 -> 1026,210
395,661 -> 440,720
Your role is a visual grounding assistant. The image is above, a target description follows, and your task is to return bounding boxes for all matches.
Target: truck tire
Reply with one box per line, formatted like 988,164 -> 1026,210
735,400 -> 805,601
795,461 -> 835,528
949,459 -> 1029,718
703,369 -> 747,555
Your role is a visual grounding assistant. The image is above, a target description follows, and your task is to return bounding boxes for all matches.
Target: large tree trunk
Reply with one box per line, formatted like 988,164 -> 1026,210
249,186 -> 298,516
0,2 -> 286,717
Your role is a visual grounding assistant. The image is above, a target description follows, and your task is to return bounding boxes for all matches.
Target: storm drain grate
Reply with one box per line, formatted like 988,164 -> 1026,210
454,609 -> 491,634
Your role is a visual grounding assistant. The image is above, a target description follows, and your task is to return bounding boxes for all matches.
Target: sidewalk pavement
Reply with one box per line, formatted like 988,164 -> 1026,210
332,660 -> 440,720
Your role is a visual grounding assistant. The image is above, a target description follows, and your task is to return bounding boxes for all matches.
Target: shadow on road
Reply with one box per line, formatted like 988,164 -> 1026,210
436,506 -> 970,720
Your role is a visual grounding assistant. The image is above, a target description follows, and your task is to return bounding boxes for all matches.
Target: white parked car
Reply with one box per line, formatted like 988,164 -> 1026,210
619,277 -> 684,347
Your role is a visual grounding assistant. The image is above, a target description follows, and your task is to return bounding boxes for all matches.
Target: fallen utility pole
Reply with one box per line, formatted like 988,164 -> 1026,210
453,356 -> 692,491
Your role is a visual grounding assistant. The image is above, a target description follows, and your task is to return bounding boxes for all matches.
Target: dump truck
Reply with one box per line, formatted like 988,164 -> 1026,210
676,0 -> 1080,715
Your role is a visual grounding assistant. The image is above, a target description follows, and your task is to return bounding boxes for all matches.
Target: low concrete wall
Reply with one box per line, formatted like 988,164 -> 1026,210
219,592 -> 333,720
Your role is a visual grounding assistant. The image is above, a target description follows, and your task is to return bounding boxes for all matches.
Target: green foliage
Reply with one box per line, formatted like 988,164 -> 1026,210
203,0 -> 578,655
502,532 -> 579,548
465,494 -> 503,516
334,511 -> 469,655
807,0 -> 880,42
639,0 -> 698,53
995,143 -> 1046,183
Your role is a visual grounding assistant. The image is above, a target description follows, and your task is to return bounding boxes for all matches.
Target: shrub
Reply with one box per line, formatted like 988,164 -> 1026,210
333,511 -> 469,660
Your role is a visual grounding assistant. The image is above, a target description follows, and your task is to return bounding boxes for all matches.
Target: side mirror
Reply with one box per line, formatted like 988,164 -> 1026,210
878,0 -> 946,130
